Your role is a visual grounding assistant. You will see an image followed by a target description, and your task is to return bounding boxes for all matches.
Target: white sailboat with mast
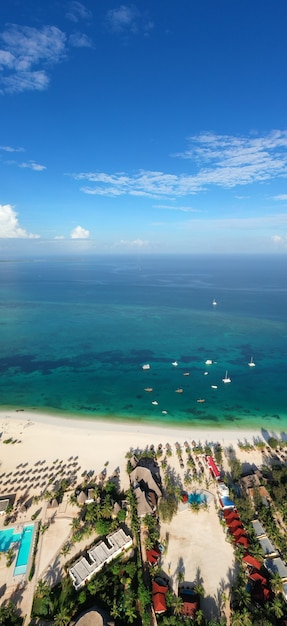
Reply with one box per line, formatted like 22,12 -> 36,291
222,370 -> 231,383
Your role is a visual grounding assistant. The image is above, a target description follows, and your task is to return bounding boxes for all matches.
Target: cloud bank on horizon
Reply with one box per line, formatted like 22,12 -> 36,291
1,0 -> 287,254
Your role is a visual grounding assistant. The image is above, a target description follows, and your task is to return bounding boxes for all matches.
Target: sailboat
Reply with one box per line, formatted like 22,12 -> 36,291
212,298 -> 217,306
222,370 -> 231,383
248,356 -> 256,367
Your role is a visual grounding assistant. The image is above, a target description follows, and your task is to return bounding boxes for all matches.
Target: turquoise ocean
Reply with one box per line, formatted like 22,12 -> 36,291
0,254 -> 287,432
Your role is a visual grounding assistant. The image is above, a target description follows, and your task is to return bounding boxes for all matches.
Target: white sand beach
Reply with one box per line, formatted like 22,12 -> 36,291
0,409 -> 268,491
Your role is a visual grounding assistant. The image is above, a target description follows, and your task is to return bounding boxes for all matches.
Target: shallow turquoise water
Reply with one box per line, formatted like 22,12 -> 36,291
0,254 -> 286,432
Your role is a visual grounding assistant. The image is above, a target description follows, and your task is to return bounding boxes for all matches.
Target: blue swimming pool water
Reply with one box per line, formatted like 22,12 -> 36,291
188,492 -> 206,504
0,528 -> 21,551
15,525 -> 34,568
0,524 -> 34,575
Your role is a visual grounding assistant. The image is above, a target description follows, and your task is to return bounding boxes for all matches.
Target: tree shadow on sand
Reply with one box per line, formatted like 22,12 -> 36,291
43,555 -> 62,586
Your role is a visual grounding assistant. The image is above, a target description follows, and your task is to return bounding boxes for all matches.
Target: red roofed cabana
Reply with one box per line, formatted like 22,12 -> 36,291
249,571 -> 267,586
235,535 -> 249,548
233,528 -> 247,540
147,549 -> 160,565
228,521 -> 244,533
224,510 -> 240,521
242,554 -> 262,571
179,589 -> 199,618
206,456 -> 221,480
152,580 -> 168,614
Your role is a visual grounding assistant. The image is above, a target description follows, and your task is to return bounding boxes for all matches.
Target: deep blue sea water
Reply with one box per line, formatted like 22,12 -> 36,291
0,254 -> 286,431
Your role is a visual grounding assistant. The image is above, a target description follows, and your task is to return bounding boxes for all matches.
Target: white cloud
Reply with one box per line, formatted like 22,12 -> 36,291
0,204 -> 40,238
0,24 -> 66,94
272,234 -> 287,246
119,239 -> 149,248
69,130 -> 287,199
70,225 -> 90,239
273,194 -> 287,201
173,130 -> 287,188
105,5 -> 153,37
20,160 -> 46,171
66,1 -> 92,23
69,33 -> 92,48
0,144 -> 25,152
154,204 -> 200,212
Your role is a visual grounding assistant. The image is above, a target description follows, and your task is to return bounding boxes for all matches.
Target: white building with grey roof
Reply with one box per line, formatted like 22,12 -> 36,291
69,528 -> 132,590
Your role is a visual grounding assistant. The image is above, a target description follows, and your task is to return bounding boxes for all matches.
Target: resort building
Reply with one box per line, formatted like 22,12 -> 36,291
251,520 -> 267,539
69,528 -> 133,590
178,586 -> 199,619
152,579 -> 168,614
251,520 -> 278,557
130,458 -> 162,518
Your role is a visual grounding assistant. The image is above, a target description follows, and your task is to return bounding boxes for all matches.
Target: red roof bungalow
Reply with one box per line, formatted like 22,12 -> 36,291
147,548 -> 160,565
227,520 -> 243,532
235,535 -> 249,549
179,589 -> 199,618
242,554 -> 262,572
233,528 -> 248,541
224,509 -> 240,521
152,580 -> 168,614
251,580 -> 273,605
249,571 -> 268,586
206,456 -> 221,480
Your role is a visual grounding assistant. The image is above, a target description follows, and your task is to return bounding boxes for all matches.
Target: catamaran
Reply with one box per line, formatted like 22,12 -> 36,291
248,356 -> 256,367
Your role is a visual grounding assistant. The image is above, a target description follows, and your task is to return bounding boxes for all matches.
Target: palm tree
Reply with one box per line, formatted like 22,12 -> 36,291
173,595 -> 184,617
177,570 -> 185,585
61,542 -> 71,556
231,609 -> 252,626
269,596 -> 285,619
36,579 -> 51,598
184,470 -> 192,488
233,586 -> 251,611
70,516 -> 81,531
53,606 -> 71,626
195,609 -> 205,625
270,571 -> 283,595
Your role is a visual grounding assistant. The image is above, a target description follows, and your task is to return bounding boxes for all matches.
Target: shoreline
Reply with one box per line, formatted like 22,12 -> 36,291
0,407 -> 269,440
1,403 -> 286,435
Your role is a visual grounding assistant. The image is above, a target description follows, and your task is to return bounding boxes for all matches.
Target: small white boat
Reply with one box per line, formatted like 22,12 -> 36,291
152,401 -> 158,406
248,356 -> 256,367
144,387 -> 153,392
197,398 -> 205,403
222,370 -> 231,383
172,361 -> 178,367
212,299 -> 217,306
204,371 -> 209,376
175,388 -> 183,393
211,385 -> 218,389
162,410 -> 168,415
183,372 -> 190,376
142,363 -> 150,370
205,359 -> 213,365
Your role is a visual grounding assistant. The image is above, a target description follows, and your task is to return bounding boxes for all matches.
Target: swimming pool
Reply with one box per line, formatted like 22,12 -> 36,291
0,524 -> 35,576
188,492 -> 207,505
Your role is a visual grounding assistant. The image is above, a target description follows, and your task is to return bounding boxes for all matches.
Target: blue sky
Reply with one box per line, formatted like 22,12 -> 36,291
1,0 -> 287,255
